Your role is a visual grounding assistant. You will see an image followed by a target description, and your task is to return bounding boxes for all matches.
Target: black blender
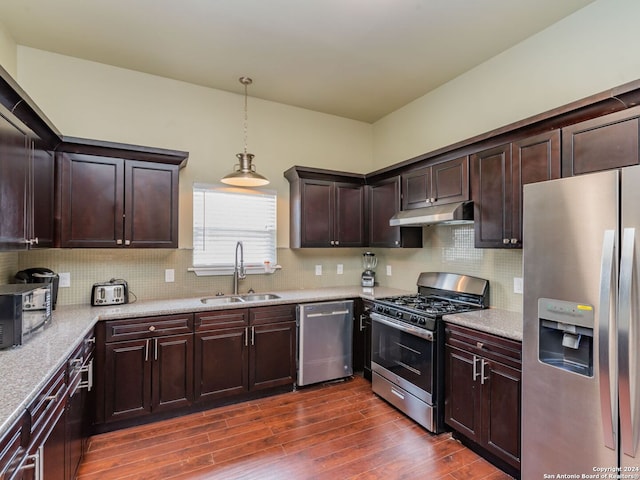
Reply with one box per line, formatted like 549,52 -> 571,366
361,252 -> 378,287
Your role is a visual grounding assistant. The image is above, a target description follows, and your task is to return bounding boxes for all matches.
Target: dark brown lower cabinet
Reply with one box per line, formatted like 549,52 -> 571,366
195,313 -> 249,402
103,333 -> 193,423
195,305 -> 296,403
444,323 -> 521,475
98,314 -> 194,424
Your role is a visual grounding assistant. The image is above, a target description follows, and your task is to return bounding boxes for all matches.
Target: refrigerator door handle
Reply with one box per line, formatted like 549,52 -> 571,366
619,227 -> 636,457
599,229 -> 617,450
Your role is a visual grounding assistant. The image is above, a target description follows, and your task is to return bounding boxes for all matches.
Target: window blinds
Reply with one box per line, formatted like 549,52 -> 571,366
193,185 -> 277,268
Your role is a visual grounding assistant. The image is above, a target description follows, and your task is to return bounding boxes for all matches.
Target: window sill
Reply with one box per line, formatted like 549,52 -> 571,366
188,265 -> 282,277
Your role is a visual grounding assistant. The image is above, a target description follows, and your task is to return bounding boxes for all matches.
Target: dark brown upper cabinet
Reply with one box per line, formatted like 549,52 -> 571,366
0,106 -> 55,250
58,153 -> 180,248
368,176 -> 422,248
471,130 -> 560,248
402,156 -> 469,210
562,105 -> 640,177
285,166 -> 366,248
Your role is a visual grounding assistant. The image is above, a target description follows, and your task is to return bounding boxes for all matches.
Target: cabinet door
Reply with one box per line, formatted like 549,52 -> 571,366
444,345 -> 481,442
335,182 -> 365,246
104,339 -> 152,422
402,167 -> 431,210
299,179 -> 333,247
125,161 -> 178,248
511,130 -> 560,245
369,176 -> 421,248
483,359 -> 521,469
0,110 -> 29,249
194,328 -> 248,401
369,176 -> 400,247
471,144 -> 511,248
152,333 -> 194,413
432,156 -> 469,205
250,321 -> 296,391
32,146 -> 55,248
59,153 -> 125,248
41,407 -> 66,480
563,107 -> 640,176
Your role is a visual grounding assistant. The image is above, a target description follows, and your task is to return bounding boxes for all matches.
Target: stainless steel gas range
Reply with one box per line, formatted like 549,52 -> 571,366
370,272 -> 489,433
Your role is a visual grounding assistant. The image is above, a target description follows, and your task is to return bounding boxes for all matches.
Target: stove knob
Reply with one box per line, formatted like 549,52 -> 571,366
376,305 -> 383,312
418,318 -> 426,326
410,315 -> 418,323
383,307 -> 390,315
396,311 -> 403,318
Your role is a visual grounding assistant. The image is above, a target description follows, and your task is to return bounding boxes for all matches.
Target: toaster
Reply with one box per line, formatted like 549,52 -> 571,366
91,280 -> 129,306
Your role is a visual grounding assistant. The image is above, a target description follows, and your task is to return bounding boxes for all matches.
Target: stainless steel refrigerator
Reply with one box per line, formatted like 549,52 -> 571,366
522,166 -> 640,477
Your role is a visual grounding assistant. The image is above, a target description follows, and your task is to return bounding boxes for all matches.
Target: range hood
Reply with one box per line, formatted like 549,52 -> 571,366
389,201 -> 474,227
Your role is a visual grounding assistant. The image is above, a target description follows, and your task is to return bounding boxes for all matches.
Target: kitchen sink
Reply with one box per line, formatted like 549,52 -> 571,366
235,293 -> 280,302
200,293 -> 280,304
200,296 -> 245,304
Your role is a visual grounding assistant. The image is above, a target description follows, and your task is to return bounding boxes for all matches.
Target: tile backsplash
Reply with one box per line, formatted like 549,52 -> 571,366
6,224 -> 522,312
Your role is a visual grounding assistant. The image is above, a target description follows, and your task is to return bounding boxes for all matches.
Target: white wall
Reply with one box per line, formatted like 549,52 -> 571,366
372,0 -> 640,168
0,21 -> 17,79
15,47 -> 374,249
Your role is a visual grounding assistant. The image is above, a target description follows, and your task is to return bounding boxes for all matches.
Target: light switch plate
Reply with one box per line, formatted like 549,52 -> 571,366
337,264 -> 343,275
513,277 -> 523,294
315,265 -> 322,276
165,269 -> 175,283
59,272 -> 71,288
386,265 -> 392,276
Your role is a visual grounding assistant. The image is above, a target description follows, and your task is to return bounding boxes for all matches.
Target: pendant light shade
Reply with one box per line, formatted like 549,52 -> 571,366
221,77 -> 269,187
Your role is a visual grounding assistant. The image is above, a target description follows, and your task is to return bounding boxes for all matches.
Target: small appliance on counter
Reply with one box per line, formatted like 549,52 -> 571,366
361,252 -> 378,287
15,267 -> 59,309
91,279 -> 129,306
0,284 -> 52,349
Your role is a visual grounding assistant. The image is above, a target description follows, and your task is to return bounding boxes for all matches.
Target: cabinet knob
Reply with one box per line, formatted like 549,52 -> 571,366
330,240 -> 334,246
116,239 -> 123,245
476,341 -> 484,349
502,238 -> 510,245
148,325 -> 156,332
125,240 -> 131,246
510,238 -> 518,244
395,240 -> 399,245
335,240 -> 339,246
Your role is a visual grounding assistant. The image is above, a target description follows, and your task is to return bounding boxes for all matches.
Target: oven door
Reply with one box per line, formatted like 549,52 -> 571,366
371,312 -> 434,404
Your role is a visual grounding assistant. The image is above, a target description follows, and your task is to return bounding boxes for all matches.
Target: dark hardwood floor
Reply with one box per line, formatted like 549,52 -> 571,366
77,376 -> 512,479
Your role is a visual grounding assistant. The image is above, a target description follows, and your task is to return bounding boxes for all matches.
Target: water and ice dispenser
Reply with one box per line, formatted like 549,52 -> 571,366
538,298 -> 594,376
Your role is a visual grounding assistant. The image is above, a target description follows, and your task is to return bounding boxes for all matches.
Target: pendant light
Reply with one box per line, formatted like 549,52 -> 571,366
221,76 -> 269,187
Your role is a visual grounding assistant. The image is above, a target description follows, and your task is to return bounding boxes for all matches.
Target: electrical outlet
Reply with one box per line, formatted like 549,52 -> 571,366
315,265 -> 322,276
165,269 -> 175,283
514,277 -> 523,294
58,272 -> 71,288
337,264 -> 343,275
386,265 -> 392,276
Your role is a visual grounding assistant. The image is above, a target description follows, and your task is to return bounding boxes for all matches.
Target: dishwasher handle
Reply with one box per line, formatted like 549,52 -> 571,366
306,310 -> 350,318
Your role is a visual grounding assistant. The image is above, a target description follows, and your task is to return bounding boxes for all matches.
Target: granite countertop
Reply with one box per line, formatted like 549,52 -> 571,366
0,285 -> 410,438
443,308 -> 523,341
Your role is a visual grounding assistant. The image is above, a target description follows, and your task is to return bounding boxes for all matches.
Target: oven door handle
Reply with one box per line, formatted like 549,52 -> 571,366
371,313 -> 434,341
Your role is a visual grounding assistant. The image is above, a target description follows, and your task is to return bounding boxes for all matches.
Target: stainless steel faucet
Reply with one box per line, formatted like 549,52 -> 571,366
233,241 -> 246,294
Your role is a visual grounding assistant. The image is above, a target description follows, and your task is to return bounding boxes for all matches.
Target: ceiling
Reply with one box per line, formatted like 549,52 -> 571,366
0,0 -> 596,123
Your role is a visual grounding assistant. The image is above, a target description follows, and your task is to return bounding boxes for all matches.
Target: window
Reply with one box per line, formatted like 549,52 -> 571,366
192,184 -> 277,274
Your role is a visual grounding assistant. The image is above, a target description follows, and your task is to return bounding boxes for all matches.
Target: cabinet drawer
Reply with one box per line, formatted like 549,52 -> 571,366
195,309 -> 248,331
27,364 -> 66,437
250,304 -> 296,326
0,411 -> 28,479
105,313 -> 193,341
445,323 -> 521,369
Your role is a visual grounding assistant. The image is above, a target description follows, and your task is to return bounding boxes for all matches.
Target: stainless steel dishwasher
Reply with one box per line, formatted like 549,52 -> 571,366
296,300 -> 354,387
